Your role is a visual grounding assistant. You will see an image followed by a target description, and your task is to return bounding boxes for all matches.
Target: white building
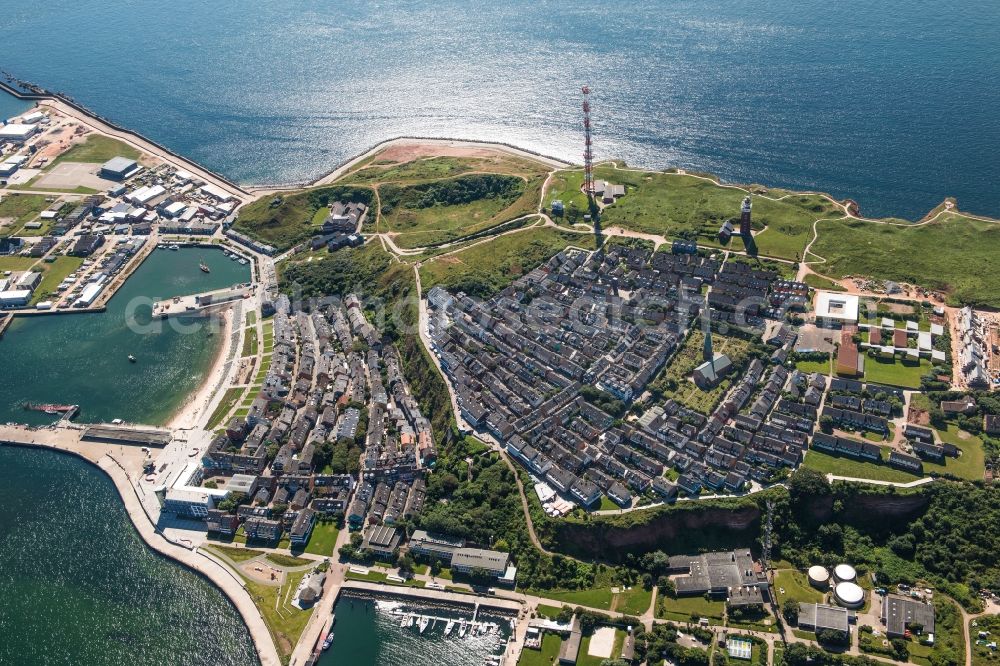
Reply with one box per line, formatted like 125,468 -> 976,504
814,291 -> 860,326
0,123 -> 39,143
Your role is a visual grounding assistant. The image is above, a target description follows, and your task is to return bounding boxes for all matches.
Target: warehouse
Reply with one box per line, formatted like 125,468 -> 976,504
882,594 -> 935,638
0,289 -> 31,307
0,123 -> 39,143
100,156 -> 140,181
798,603 -> 850,633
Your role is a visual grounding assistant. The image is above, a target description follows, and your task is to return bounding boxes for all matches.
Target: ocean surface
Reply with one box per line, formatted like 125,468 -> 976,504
0,445 -> 258,665
319,597 -> 512,666
0,246 -> 249,426
2,0 -> 999,219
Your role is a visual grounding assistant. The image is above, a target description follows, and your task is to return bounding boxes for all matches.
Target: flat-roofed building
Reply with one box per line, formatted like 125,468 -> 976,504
100,156 -> 140,181
798,603 -> 849,633
451,547 -> 510,578
882,594 -> 935,638
0,123 -> 39,143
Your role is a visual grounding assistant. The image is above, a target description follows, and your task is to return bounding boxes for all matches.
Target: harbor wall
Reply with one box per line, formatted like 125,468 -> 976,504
0,436 -> 281,666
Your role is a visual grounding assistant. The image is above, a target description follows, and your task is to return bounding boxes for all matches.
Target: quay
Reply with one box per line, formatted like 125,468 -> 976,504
340,580 -> 522,615
152,284 -> 253,319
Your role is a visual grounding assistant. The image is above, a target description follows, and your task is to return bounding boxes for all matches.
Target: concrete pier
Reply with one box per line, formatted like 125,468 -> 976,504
153,285 -> 252,318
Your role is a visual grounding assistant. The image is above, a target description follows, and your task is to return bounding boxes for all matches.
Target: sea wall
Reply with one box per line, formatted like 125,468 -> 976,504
0,438 -> 281,666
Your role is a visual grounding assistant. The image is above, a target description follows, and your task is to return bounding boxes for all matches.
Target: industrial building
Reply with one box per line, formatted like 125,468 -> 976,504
0,123 -> 39,143
882,594 -> 935,638
100,156 -> 140,181
798,603 -> 850,633
669,549 -> 768,597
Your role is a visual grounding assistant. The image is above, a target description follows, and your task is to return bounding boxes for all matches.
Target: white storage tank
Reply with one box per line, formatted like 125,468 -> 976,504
834,581 -> 865,609
807,565 -> 830,589
833,563 -> 857,583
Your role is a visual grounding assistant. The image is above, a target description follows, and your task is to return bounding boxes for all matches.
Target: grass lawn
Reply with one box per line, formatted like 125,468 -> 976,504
538,587 -> 614,610
803,273 -> 847,291
241,329 -> 258,357
647,329 -> 752,414
518,632 -> 562,666
657,595 -> 726,622
205,387 -> 245,429
802,447 -> 920,483
203,544 -> 265,563
577,630 -> 626,666
615,586 -> 653,616
809,212 -> 1000,308
299,520 -> 340,557
418,226 -> 596,297
233,184 -> 374,251
924,424 -> 985,481
535,604 -> 565,619
0,192 -> 49,228
795,356 -> 833,375
863,355 -> 931,389
970,614 -> 1000,666
243,570 -> 313,663
378,173 -> 540,248
29,256 -> 83,304
773,569 -> 825,606
50,135 -> 140,165
265,553 -> 313,568
545,167 -> 842,261
0,255 -> 41,272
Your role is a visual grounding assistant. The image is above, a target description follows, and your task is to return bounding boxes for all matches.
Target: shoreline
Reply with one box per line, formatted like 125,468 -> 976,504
166,304 -> 237,430
0,434 -> 281,666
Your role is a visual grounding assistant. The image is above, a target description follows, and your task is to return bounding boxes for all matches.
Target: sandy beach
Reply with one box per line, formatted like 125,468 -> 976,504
167,306 -> 238,431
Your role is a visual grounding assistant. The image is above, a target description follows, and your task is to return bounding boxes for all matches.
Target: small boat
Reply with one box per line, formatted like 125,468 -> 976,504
321,633 -> 333,651
230,254 -> 239,261
418,616 -> 430,633
238,258 -> 247,265
168,244 -> 179,251
445,620 -> 455,636
128,354 -> 137,363
458,620 -> 468,638
400,614 -> 410,628
199,259 -> 210,273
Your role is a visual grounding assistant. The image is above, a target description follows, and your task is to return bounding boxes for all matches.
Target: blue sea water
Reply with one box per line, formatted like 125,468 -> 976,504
2,0 -> 998,219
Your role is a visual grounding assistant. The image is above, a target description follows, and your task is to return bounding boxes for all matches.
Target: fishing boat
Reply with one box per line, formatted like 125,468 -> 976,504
128,354 -> 137,363
199,259 -> 210,273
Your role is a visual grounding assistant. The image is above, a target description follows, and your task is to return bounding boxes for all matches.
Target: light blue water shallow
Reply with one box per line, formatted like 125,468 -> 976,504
2,0 -> 998,219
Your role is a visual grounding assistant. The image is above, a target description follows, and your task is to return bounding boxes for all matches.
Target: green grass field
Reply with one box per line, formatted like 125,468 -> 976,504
518,632 -> 562,666
615,586 -> 653,615
418,226 -> 596,297
30,256 -> 83,304
233,184 -> 373,251
300,520 -> 340,557
0,193 -> 49,229
773,569 -> 826,606
538,586 -> 614,610
0,256 -> 40,272
809,213 -> 1000,307
795,356 -> 833,375
50,135 -> 140,166
241,329 -> 258,357
923,424 -> 985,481
863,355 -> 931,389
803,272 -> 847,291
802,447 -> 920,483
545,167 -> 841,260
203,544 -> 265,563
970,614 -> 1000,666
657,594 -> 726,622
205,387 -> 244,430
343,153 -> 549,186
243,570 -> 314,663
265,553 -> 313,568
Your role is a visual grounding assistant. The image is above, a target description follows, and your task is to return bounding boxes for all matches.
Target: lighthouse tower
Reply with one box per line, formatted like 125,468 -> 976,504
739,195 -> 752,238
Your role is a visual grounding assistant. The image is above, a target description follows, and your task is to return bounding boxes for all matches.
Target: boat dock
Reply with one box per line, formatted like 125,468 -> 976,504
152,285 -> 252,319
340,580 -> 522,614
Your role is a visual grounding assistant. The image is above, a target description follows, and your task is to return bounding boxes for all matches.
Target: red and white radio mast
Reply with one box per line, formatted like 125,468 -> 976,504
582,85 -> 595,196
